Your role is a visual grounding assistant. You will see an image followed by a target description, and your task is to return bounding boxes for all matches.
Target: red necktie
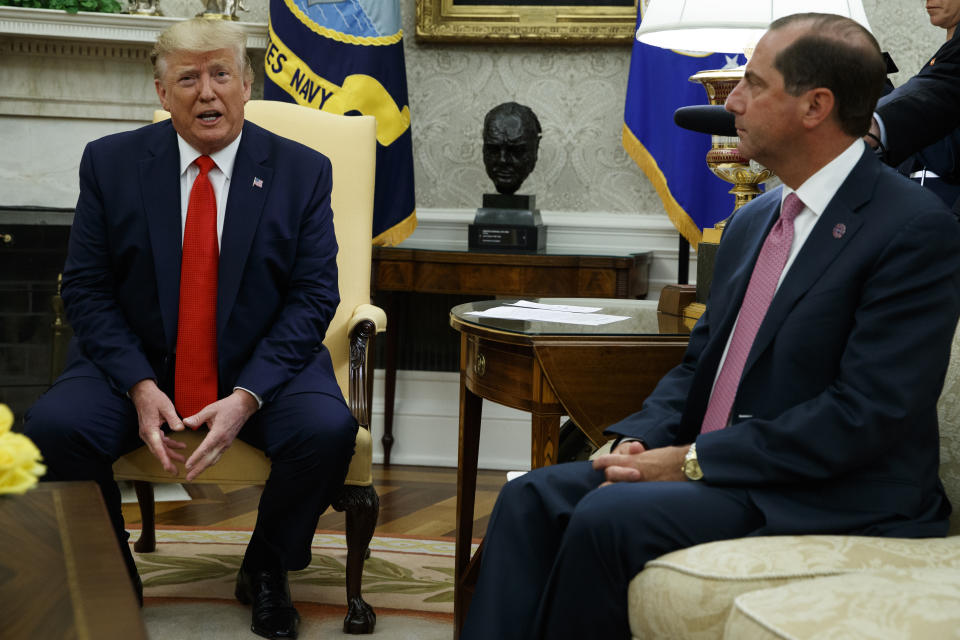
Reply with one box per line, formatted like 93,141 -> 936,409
700,193 -> 805,433
175,155 -> 219,418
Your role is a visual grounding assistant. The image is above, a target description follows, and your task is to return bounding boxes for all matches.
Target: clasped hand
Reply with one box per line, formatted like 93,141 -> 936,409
129,380 -> 258,482
591,440 -> 689,485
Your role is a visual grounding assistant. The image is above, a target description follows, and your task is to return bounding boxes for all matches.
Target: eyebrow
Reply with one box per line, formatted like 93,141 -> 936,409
743,69 -> 765,86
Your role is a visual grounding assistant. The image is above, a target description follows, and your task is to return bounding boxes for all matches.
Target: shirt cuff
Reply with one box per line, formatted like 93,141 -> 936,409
611,436 -> 646,450
873,112 -> 888,147
234,386 -> 263,409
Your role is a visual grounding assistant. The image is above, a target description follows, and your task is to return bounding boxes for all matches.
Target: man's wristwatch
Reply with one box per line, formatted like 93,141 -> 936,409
682,443 -> 703,481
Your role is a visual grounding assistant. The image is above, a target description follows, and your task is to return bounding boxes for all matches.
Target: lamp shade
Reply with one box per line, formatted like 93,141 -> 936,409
636,0 -> 871,54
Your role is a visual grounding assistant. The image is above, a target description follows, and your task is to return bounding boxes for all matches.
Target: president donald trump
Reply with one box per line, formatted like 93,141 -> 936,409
25,18 -> 356,639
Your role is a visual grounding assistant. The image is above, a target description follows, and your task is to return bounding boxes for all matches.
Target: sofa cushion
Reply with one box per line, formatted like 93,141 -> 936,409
723,568 -> 960,639
628,534 -> 960,639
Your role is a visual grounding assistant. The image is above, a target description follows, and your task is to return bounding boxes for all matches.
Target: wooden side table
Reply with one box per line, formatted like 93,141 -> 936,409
448,298 -> 689,636
372,246 -> 652,464
0,481 -> 147,639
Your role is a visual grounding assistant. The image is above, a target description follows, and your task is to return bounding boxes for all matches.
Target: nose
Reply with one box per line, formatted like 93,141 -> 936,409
725,79 -> 745,114
198,74 -> 216,101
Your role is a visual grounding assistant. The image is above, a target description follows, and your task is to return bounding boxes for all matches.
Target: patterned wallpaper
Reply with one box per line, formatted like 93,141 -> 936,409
167,0 -> 944,217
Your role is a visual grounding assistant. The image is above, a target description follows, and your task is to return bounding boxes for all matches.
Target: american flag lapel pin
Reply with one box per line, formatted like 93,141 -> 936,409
832,223 -> 846,239
252,177 -> 263,189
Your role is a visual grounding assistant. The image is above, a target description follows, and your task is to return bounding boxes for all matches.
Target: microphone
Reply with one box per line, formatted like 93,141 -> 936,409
673,105 -> 737,137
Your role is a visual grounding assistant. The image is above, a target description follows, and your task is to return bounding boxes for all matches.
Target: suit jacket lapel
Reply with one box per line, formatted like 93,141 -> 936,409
217,122 -> 272,337
140,121 -> 183,349
744,152 -> 875,373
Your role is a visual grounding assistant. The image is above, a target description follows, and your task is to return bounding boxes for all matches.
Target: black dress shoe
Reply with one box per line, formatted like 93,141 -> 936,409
235,565 -> 300,639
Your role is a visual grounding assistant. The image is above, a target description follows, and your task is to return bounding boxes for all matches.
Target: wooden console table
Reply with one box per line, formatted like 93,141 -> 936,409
448,298 -> 689,636
371,246 -> 652,464
0,481 -> 147,639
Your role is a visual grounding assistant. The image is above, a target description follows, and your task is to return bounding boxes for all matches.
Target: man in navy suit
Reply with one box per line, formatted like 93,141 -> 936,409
462,13 -> 960,640
24,18 -> 356,639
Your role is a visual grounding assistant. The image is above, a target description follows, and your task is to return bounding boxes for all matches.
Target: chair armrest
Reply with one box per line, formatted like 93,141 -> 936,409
347,304 -> 386,430
349,303 -> 386,335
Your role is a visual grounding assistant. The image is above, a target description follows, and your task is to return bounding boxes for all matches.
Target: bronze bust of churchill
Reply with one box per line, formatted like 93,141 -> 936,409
482,102 -> 542,196
470,102 -> 546,252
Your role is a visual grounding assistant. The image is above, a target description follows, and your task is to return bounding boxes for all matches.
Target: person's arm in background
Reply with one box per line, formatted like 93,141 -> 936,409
874,31 -> 960,165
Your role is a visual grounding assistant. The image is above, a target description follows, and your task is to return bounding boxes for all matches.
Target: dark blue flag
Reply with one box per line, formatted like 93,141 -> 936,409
265,0 -> 416,245
623,9 -> 743,247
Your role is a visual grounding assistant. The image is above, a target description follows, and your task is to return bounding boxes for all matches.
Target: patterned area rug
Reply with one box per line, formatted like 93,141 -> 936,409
131,528 -> 467,613
132,529 -> 463,639
142,600 -> 452,639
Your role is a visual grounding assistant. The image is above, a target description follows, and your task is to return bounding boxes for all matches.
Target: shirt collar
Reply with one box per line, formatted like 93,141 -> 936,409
782,139 -> 866,217
176,131 -> 243,178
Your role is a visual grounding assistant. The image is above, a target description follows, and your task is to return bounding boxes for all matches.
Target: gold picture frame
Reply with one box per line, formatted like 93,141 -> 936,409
415,0 -> 639,44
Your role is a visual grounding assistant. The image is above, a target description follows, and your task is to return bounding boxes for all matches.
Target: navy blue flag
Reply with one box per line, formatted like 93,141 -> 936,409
265,0 -> 416,245
623,9 -> 743,247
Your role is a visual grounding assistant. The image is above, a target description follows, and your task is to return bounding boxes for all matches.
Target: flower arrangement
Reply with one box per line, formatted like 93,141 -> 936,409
0,404 -> 46,495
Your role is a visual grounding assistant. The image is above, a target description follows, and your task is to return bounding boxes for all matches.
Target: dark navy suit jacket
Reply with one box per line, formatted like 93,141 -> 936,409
58,119 -> 342,406
878,27 -> 960,167
607,148 -> 960,538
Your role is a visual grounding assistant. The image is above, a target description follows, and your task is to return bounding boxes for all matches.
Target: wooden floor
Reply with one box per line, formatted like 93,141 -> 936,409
121,464 -> 510,539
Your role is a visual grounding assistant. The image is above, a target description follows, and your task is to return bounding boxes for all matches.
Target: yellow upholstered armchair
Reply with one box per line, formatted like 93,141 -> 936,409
103,101 -> 384,634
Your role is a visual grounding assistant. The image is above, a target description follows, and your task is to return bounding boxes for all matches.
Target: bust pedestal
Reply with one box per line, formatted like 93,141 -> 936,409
468,193 -> 547,252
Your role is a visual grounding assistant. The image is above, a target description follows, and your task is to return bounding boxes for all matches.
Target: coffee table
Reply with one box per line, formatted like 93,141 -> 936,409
0,481 -> 147,639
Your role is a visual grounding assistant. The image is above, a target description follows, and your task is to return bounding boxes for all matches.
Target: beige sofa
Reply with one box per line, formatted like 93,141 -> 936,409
627,324 -> 960,639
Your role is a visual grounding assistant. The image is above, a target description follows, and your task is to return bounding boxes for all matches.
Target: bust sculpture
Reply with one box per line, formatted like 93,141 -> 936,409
470,102 -> 546,252
482,102 -> 542,196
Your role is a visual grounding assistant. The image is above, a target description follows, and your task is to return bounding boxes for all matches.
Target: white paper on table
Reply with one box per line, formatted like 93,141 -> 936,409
465,306 -> 629,326
507,300 -> 602,313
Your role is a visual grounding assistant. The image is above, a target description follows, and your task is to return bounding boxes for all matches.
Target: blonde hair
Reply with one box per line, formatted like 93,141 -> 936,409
151,18 -> 253,82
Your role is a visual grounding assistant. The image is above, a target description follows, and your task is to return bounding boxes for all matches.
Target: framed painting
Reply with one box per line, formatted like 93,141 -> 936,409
415,0 -> 640,44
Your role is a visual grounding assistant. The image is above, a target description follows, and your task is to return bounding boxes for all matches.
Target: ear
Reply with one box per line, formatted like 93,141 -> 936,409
799,87 -> 835,130
155,78 -> 169,111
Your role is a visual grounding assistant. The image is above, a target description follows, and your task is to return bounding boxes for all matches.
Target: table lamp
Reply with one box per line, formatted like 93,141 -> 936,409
634,0 -> 870,316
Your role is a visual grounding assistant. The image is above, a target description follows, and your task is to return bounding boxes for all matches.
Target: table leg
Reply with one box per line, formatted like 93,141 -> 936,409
531,412 -> 562,469
531,361 -> 562,469
454,361 -> 483,638
381,292 -> 400,466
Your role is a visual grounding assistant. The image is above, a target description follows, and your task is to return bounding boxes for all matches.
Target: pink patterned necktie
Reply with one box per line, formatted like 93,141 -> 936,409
700,193 -> 805,433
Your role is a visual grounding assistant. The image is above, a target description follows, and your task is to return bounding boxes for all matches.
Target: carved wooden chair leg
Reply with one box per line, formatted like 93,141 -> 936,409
132,480 -> 157,553
333,483 -> 380,634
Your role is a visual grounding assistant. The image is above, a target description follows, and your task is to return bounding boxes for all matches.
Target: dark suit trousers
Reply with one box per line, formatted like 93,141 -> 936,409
24,374 -> 357,574
461,461 -> 764,640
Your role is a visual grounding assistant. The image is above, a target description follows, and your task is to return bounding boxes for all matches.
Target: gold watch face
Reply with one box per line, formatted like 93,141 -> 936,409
683,458 -> 704,481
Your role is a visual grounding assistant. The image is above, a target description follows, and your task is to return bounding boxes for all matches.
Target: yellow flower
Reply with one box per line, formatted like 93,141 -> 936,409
0,404 -> 46,495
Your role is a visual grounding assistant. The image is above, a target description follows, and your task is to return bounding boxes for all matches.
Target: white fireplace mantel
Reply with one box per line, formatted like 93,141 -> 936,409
0,6 -> 266,47
0,7 -> 269,208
